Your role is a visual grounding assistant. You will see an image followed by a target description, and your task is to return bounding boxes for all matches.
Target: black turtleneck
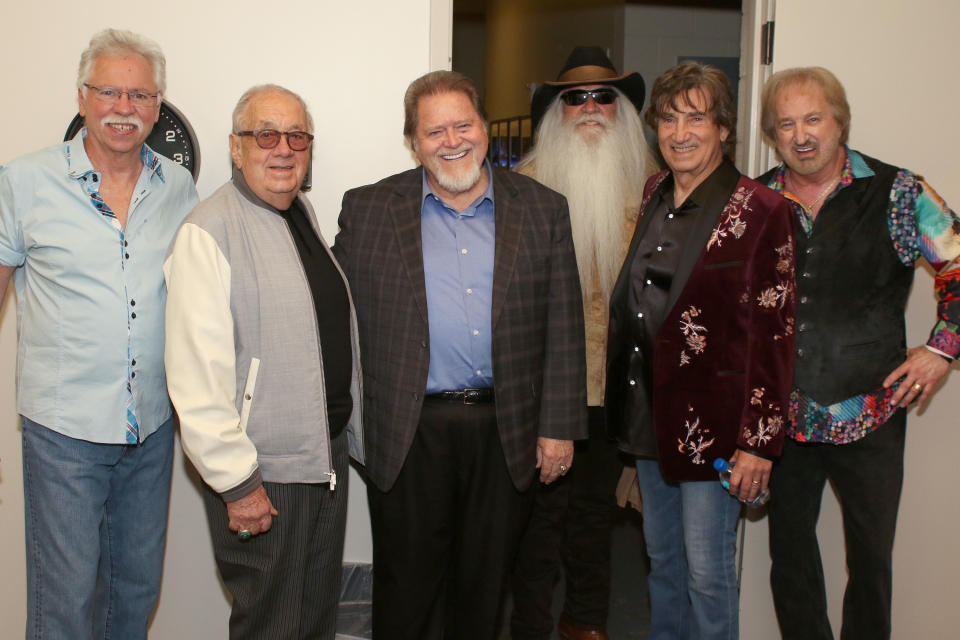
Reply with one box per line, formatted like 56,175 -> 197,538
233,169 -> 353,437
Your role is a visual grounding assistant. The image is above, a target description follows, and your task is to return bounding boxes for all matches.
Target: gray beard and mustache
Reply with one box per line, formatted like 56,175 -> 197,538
517,98 -> 655,303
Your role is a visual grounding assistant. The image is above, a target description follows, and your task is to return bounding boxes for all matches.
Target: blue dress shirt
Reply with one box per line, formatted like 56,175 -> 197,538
0,130 -> 198,443
421,164 -> 495,393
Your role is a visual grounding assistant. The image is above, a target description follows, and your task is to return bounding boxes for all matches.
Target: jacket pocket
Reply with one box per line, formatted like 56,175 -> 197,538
238,357 -> 261,432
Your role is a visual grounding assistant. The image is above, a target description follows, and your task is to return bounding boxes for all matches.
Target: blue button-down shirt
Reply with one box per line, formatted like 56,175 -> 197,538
0,130 -> 198,443
421,164 -> 495,393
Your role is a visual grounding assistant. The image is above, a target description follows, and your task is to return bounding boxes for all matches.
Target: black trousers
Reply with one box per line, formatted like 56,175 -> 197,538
510,407 -> 622,638
202,431 -> 349,640
768,410 -> 906,640
367,398 -> 533,640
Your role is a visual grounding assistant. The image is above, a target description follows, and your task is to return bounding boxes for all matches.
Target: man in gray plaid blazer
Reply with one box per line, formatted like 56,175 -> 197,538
333,71 -> 587,640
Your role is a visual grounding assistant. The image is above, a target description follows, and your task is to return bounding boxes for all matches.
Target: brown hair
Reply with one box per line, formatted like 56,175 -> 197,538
403,71 -> 486,148
645,61 -> 737,156
760,66 -> 850,146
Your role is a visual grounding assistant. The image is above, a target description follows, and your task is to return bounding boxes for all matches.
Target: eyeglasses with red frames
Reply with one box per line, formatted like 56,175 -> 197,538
235,129 -> 314,151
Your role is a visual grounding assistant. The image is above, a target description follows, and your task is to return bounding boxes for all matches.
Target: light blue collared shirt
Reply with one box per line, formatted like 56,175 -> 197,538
0,129 -> 199,443
421,164 -> 495,393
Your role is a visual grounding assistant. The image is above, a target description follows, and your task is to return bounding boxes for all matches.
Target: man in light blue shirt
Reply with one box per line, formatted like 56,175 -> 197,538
0,29 -> 197,639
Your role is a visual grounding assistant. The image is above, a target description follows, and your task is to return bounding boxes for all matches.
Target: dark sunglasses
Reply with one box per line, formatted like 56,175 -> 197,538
235,129 -> 314,151
559,88 -> 618,106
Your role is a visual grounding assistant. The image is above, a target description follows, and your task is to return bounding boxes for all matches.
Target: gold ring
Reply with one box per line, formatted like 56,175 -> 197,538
913,382 -> 923,392
751,480 -> 760,485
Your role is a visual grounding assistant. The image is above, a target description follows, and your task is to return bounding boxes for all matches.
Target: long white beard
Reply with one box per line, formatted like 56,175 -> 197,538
518,97 -> 655,303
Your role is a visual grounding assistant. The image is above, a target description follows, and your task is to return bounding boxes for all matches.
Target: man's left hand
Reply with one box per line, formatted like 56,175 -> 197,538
728,449 -> 773,503
884,346 -> 952,408
536,437 -> 574,484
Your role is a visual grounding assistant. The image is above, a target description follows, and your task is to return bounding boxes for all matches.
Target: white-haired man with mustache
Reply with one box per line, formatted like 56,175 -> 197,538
0,28 -> 197,639
510,46 -> 657,640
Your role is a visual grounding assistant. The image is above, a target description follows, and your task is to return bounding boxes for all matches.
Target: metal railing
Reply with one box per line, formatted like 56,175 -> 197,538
487,115 -> 532,169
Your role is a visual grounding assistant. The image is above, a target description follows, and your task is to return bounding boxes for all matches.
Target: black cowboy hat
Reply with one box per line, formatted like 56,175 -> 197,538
530,46 -> 646,132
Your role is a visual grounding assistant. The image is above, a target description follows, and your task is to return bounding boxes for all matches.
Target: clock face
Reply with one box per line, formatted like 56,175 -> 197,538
64,99 -> 201,182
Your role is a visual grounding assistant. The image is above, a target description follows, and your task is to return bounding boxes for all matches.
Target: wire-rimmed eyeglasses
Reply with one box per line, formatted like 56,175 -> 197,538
83,83 -> 159,108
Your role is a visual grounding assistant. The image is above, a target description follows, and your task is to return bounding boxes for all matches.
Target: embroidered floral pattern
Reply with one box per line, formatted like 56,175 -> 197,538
743,414 -> 783,448
775,240 -> 793,275
678,306 -> 707,366
742,387 -> 784,447
757,282 -> 792,309
707,186 -> 756,251
677,406 -> 715,465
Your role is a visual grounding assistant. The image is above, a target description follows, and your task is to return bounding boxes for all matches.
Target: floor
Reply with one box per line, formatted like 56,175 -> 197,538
335,506 -> 652,639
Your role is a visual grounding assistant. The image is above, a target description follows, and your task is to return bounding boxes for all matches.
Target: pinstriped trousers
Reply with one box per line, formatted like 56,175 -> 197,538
203,431 -> 349,640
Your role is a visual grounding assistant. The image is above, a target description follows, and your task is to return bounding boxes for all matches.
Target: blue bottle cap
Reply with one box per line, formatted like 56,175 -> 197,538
713,458 -> 728,472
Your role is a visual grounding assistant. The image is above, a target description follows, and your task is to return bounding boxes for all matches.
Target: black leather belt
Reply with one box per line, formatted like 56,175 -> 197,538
426,388 -> 495,404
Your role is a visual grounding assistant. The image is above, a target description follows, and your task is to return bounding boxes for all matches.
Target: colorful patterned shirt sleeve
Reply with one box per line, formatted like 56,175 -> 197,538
888,170 -> 960,357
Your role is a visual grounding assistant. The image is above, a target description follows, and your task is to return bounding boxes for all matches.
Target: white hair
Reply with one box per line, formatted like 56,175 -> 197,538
232,84 -> 315,134
77,28 -> 166,95
517,88 -> 657,303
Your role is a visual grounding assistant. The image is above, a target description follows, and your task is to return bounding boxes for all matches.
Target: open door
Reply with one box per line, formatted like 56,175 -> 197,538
736,0 -> 777,177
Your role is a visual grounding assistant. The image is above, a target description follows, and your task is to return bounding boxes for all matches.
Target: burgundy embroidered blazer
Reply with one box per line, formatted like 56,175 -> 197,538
606,168 -> 797,482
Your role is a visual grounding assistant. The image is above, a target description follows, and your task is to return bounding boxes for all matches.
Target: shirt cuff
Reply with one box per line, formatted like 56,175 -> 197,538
924,344 -> 954,362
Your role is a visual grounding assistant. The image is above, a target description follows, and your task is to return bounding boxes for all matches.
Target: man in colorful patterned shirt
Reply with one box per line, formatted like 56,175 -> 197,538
758,66 -> 960,640
0,29 -> 197,638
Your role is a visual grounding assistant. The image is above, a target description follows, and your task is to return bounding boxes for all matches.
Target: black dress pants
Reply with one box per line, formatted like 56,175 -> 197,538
367,398 -> 533,640
768,410 -> 906,640
203,430 -> 349,640
510,407 -> 622,638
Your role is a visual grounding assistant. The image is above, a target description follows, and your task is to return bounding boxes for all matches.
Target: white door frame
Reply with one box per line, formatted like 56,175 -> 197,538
736,0 -> 777,177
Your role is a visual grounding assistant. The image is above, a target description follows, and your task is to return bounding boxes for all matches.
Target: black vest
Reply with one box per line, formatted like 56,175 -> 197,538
759,153 -> 911,404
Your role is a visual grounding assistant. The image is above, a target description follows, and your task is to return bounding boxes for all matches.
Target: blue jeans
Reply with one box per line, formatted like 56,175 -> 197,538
635,459 -> 741,640
22,416 -> 174,640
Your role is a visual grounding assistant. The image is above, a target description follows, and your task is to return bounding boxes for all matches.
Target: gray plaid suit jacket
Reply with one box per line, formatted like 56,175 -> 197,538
333,166 -> 587,492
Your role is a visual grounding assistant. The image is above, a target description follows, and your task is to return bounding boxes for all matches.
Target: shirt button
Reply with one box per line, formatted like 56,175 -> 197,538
421,340 -> 427,348
634,346 -> 639,352
461,248 -> 468,254
130,299 -> 136,306
476,369 -> 482,376
131,359 -> 136,366
802,271 -> 811,278
656,246 -> 663,252
667,213 -> 675,219
473,329 -> 479,336
800,296 -> 809,304
805,247 -> 815,254
466,288 -> 472,294
629,379 -> 637,386
125,253 -> 130,259
245,393 -> 252,400
645,279 -> 652,286
636,312 -> 644,319
131,372 -> 136,378
123,240 -> 128,247
798,348 -> 805,357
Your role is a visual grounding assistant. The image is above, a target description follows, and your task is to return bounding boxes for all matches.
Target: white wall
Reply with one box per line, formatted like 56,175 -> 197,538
0,0 -> 447,636
623,4 -> 742,114
738,1 -> 960,638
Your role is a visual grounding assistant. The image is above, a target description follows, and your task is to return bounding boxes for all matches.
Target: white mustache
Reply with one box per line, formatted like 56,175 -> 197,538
101,114 -> 144,131
573,113 -> 610,127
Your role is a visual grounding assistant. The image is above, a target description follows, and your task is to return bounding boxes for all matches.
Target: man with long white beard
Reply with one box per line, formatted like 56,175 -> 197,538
510,46 -> 657,640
